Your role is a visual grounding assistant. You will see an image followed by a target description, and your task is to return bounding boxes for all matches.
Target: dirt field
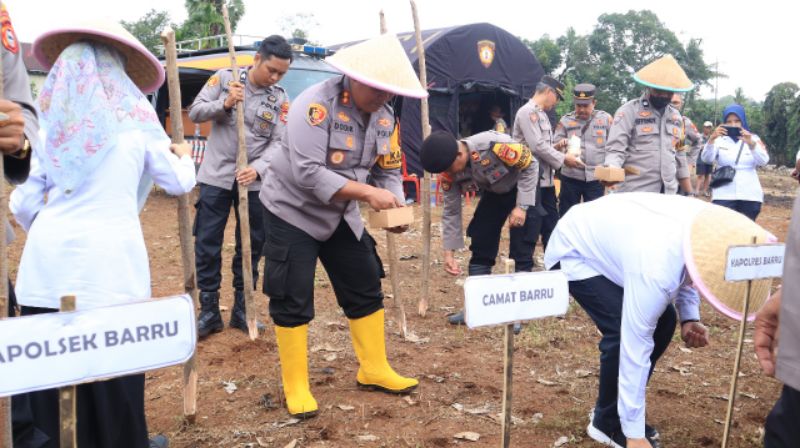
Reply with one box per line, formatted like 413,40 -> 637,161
8,171 -> 798,447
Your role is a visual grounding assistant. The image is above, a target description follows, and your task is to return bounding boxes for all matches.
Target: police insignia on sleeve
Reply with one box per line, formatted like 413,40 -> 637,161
491,142 -> 533,169
0,4 -> 18,54
206,75 -> 220,87
307,103 -> 328,126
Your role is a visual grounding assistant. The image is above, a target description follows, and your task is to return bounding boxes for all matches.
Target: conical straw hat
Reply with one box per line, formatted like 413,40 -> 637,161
684,204 -> 776,321
326,34 -> 428,99
633,54 -> 694,93
33,19 -> 164,93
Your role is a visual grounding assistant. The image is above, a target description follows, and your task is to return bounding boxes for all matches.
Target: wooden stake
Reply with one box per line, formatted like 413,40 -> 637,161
222,4 -> 258,341
0,50 -> 11,448
160,27 -> 200,424
410,0 -> 433,317
500,259 -> 515,448
59,296 -> 77,448
378,12 -> 407,338
721,236 -> 758,448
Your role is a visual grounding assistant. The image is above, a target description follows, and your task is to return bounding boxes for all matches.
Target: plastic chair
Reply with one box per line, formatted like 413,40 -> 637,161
401,153 -> 420,203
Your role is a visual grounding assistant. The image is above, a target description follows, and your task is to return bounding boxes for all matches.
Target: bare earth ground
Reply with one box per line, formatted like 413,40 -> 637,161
7,171 -> 798,448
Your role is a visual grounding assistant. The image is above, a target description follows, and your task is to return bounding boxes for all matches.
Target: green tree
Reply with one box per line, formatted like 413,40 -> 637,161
523,34 -> 562,76
279,12 -> 318,42
121,9 -> 174,54
786,96 -> 800,161
763,82 -> 799,165
179,0 -> 245,42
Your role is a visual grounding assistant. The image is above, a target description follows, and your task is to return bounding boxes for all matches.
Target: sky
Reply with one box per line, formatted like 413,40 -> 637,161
8,0 -> 799,102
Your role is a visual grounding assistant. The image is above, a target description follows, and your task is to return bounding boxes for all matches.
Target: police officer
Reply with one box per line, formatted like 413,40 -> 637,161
670,93 -> 702,195
420,130 -> 539,327
188,35 -> 292,338
513,76 -> 584,251
259,34 -> 426,418
552,83 -> 611,217
603,55 -> 694,194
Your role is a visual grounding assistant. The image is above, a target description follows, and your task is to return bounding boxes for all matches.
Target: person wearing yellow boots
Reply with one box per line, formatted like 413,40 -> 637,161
258,34 -> 428,417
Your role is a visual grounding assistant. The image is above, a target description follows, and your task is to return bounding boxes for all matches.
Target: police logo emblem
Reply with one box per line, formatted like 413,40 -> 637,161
279,102 -> 289,124
330,150 -> 345,165
338,111 -> 351,122
262,111 -> 274,121
477,40 -> 495,68
206,75 -> 220,87
307,103 -> 328,126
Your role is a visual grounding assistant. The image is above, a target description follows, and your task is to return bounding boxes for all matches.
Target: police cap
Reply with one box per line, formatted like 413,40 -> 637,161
541,75 -> 565,100
420,131 -> 459,173
573,83 -> 596,105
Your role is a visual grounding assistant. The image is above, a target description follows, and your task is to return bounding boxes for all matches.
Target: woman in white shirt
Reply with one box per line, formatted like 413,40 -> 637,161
10,23 -> 195,448
701,104 -> 769,221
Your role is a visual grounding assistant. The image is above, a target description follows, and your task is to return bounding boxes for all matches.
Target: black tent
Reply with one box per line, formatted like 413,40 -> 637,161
333,23 -> 545,176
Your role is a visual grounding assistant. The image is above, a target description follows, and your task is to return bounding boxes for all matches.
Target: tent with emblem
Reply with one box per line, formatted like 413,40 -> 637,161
331,22 -> 545,180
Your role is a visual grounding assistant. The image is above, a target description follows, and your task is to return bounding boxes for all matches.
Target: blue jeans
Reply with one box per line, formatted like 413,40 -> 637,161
712,199 -> 762,221
568,275 -> 677,433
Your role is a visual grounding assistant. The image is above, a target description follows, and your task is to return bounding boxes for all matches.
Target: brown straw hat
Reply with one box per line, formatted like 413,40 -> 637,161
633,54 -> 694,93
326,34 -> 428,99
32,19 -> 165,93
684,204 -> 775,321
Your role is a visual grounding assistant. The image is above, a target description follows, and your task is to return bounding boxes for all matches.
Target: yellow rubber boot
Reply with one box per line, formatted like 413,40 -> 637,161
274,325 -> 318,418
349,309 -> 418,393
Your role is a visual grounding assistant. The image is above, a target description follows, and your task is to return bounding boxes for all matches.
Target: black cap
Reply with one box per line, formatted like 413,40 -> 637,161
420,131 -> 459,173
573,83 -> 596,104
541,75 -> 565,100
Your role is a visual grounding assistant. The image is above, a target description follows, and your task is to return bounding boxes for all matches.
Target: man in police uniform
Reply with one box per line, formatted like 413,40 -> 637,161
603,55 -> 694,194
553,83 -> 611,217
189,35 -> 292,338
419,130 -> 539,327
513,76 -> 584,251
670,93 -> 702,195
259,34 -> 427,418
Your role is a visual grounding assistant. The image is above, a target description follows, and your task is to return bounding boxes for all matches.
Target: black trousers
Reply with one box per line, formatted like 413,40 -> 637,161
712,199 -> 762,222
12,306 -> 149,448
568,275 -> 677,434
539,186 -> 559,250
764,385 -> 800,447
194,183 -> 265,292
467,188 -> 542,273
558,176 -> 604,218
263,208 -> 385,327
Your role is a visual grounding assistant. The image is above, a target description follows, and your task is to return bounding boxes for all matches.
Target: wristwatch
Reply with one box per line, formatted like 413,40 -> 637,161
518,205 -> 530,211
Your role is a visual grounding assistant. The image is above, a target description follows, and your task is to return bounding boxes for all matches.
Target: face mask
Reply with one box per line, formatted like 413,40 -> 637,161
649,95 -> 671,110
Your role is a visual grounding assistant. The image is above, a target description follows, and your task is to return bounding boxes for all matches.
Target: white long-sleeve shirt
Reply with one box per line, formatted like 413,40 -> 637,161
701,135 -> 769,202
544,192 -> 706,439
11,129 -> 196,310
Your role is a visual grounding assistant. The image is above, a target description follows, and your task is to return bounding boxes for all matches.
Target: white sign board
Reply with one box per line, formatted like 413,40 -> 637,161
464,271 -> 569,328
725,243 -> 786,282
0,294 -> 196,397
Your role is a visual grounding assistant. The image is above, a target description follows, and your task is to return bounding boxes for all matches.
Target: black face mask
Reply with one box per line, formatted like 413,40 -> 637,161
649,95 -> 671,110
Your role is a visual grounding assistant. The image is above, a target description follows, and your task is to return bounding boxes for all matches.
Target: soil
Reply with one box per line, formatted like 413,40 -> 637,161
6,171 -> 798,448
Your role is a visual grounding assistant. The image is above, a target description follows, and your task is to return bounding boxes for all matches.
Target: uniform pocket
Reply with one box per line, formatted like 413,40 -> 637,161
634,124 -> 659,150
327,132 -> 357,168
263,242 -> 289,298
252,105 -> 277,137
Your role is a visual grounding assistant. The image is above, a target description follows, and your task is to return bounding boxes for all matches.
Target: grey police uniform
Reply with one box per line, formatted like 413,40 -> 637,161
553,110 -> 611,216
680,116 -> 702,165
188,68 -> 288,294
513,100 -> 563,249
260,75 -> 402,327
441,131 -> 539,273
604,94 -> 690,194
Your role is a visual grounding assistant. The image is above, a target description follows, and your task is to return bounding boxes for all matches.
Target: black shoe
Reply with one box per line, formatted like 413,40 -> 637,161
587,421 -> 659,448
447,310 -> 465,326
149,434 -> 169,448
197,291 -> 224,339
229,290 -> 266,334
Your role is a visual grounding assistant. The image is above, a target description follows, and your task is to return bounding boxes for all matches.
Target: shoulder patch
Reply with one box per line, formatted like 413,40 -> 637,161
0,4 -> 18,54
307,103 -> 328,126
491,142 -> 533,169
206,75 -> 220,87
